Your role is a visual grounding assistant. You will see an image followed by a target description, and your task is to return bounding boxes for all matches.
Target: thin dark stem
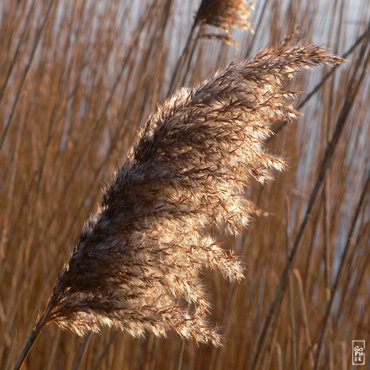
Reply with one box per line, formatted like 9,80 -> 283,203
12,300 -> 54,370
180,26 -> 201,87
166,19 -> 198,97
245,0 -> 270,58
249,36 -> 368,370
92,332 -> 117,370
298,23 -> 369,109
0,0 -> 36,103
0,0 -> 55,150
313,171 -> 369,369
72,332 -> 92,370
269,22 -> 370,139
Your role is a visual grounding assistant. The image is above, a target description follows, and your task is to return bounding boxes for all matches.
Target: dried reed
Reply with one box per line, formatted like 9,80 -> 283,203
168,0 -> 254,96
196,0 -> 254,45
13,41 -> 342,369
2,1 -> 369,369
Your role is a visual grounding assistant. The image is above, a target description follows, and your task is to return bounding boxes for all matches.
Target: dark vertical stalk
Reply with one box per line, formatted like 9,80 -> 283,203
270,23 -> 370,138
72,332 -> 91,370
12,300 -> 54,370
250,38 -> 368,370
0,0 -> 55,150
166,19 -> 198,97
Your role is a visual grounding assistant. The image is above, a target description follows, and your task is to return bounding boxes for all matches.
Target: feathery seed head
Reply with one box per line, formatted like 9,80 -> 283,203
196,0 -> 254,45
47,42 -> 343,346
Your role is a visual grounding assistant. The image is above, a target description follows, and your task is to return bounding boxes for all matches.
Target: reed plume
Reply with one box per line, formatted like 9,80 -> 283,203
15,43 -> 343,369
196,0 -> 254,45
167,0 -> 254,96
44,42 -> 342,345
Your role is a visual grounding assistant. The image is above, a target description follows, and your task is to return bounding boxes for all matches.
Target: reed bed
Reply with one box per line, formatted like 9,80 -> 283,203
0,1 -> 369,370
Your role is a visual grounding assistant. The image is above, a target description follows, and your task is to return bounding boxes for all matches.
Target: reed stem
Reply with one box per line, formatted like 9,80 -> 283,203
13,301 -> 54,370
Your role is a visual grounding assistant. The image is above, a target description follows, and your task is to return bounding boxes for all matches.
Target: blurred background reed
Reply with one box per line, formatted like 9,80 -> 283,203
0,0 -> 369,369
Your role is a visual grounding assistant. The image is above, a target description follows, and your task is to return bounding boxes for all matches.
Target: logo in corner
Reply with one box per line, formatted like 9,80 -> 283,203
352,340 -> 365,366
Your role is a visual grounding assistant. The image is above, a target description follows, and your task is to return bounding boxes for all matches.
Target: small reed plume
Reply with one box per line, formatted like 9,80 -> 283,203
168,0 -> 254,95
196,0 -> 254,45
14,41 -> 342,370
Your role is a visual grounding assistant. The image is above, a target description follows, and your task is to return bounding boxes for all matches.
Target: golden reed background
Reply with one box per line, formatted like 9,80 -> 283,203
0,0 -> 369,369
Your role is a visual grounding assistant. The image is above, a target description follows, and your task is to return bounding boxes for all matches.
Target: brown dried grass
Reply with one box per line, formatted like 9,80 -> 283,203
45,42 -> 342,348
196,0 -> 254,45
1,0 -> 369,369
